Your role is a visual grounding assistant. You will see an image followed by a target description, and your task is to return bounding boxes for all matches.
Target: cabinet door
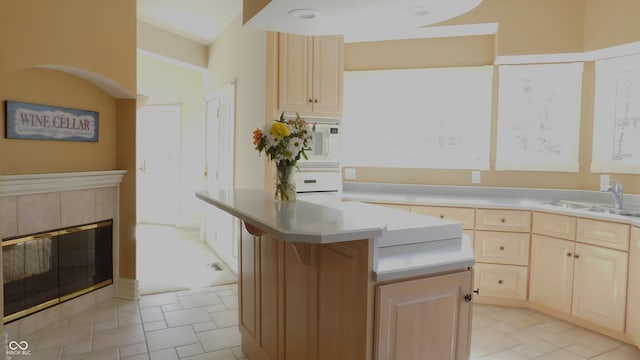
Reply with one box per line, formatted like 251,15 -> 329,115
532,211 -> 576,240
376,271 -> 472,360
411,206 -> 475,229
628,227 -> 640,345
529,235 -> 575,313
576,218 -> 629,251
311,35 -> 343,116
278,33 -> 313,114
572,243 -> 628,332
474,231 -> 530,265
476,209 -> 531,232
474,263 -> 528,300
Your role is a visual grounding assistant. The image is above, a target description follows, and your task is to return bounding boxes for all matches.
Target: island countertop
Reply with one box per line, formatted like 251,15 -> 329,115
196,189 -> 462,245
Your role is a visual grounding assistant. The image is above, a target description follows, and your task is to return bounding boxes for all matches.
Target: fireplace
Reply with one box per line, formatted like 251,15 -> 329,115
2,220 -> 113,323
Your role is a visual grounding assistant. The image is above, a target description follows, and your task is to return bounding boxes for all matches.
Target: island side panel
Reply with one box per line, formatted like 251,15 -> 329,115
317,240 -> 374,360
239,221 -> 375,360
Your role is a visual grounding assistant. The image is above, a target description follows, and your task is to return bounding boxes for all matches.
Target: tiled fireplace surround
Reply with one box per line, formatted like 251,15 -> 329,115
0,170 -> 128,346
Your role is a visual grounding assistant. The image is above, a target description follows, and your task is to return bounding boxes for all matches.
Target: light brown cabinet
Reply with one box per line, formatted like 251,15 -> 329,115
376,270 -> 473,360
239,222 -> 371,360
572,242 -> 628,331
530,213 -> 629,332
474,209 -> 530,302
628,227 -> 640,346
277,33 -> 343,117
529,234 -> 575,313
411,205 -> 475,229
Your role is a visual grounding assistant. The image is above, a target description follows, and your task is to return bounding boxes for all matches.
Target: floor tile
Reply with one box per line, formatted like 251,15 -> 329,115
182,348 -> 237,360
197,327 -> 242,352
149,348 -> 179,360
145,325 -> 199,351
210,309 -> 239,328
119,342 -> 148,358
163,307 -> 212,327
179,292 -> 223,309
92,324 -> 145,352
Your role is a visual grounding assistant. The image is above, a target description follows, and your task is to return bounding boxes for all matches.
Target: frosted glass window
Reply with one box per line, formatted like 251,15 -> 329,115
342,66 -> 493,170
495,63 -> 583,172
591,53 -> 640,174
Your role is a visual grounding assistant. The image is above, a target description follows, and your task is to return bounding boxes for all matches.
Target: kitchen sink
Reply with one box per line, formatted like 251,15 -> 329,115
541,200 -> 595,209
543,200 -> 640,218
586,207 -> 640,217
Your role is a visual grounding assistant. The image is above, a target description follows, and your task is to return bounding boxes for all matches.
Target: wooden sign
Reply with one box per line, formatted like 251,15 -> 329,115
4,101 -> 99,142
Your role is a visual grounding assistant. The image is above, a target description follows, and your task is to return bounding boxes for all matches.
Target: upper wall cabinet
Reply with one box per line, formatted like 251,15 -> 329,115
277,33 -> 344,118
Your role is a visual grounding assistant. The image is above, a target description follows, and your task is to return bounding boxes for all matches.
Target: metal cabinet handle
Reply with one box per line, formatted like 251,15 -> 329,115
499,246 -> 505,251
464,293 -> 472,303
500,218 -> 506,223
473,288 -> 480,295
574,254 -> 580,259
308,99 -> 313,103
498,280 -> 503,284
439,215 -> 445,219
567,252 -> 572,257
314,99 -> 318,103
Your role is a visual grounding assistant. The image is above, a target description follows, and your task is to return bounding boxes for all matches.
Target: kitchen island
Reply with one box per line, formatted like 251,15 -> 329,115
197,189 -> 475,360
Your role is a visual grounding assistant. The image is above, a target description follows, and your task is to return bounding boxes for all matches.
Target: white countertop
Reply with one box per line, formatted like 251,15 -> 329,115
197,189 -> 475,281
197,189 -> 462,244
342,183 -> 640,226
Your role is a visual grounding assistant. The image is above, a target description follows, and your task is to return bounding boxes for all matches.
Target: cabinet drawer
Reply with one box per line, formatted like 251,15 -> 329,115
411,206 -> 475,229
532,212 -> 576,240
577,218 -> 629,251
474,264 -> 528,300
474,231 -> 530,265
476,209 -> 531,232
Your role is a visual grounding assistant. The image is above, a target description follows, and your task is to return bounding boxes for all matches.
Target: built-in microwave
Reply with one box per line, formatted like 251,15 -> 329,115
299,121 -> 342,169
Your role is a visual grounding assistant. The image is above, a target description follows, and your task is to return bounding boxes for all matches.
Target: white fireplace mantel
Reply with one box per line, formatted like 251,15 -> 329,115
1,169 -> 133,339
1,170 -> 127,197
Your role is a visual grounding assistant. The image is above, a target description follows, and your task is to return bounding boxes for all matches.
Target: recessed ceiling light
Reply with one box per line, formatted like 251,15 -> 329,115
403,6 -> 432,17
288,9 -> 321,20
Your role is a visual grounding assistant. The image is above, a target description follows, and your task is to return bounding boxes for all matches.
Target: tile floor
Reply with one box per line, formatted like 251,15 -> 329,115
11,288 -> 640,359
7,284 -> 245,360
471,304 -> 640,360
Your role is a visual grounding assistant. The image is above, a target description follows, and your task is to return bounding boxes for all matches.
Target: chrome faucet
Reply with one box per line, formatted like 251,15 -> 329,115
600,179 -> 624,209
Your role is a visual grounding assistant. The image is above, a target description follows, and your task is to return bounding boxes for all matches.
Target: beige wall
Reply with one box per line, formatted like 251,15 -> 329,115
206,16 -> 267,190
0,68 -> 117,174
442,0 -> 585,55
583,0 -> 640,51
0,0 -> 137,280
344,0 -> 640,195
137,53 -> 205,227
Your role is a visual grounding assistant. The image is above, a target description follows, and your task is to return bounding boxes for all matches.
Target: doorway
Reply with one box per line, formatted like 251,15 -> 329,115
137,105 -> 181,225
203,82 -> 238,272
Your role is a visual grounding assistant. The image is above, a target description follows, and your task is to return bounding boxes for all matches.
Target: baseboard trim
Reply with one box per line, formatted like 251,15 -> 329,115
115,277 -> 140,300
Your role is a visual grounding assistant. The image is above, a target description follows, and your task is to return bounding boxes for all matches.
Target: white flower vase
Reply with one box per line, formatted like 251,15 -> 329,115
274,165 -> 296,202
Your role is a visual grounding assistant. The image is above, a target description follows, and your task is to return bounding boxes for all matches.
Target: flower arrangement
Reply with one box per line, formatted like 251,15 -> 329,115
253,112 -> 315,201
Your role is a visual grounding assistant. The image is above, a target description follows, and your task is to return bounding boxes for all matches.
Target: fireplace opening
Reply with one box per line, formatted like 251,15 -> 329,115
2,220 -> 113,323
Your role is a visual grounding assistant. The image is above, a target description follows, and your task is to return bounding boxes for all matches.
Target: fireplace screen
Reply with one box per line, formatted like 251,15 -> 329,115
2,220 -> 113,323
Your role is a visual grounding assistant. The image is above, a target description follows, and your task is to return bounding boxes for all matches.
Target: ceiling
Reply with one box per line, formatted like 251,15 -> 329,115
137,0 -> 489,45
137,0 -> 242,45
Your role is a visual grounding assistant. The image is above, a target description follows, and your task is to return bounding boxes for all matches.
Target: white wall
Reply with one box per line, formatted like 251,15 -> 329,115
137,53 -> 205,227
206,15 -> 267,190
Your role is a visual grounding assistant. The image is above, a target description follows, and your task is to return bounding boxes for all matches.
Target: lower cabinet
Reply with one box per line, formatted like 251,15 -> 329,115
529,234 -> 628,332
626,227 -> 640,346
375,270 -> 473,360
529,234 -> 575,313
474,263 -> 528,300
